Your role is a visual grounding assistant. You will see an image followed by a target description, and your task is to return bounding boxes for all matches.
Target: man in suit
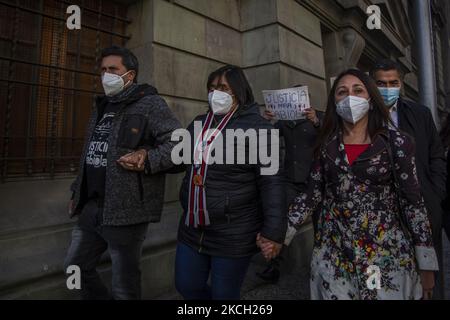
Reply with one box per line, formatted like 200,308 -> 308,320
371,59 -> 447,299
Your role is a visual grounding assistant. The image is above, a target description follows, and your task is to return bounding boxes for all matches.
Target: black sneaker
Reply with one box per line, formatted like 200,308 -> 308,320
256,262 -> 280,284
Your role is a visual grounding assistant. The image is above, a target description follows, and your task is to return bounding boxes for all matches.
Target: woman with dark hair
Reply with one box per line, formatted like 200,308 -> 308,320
284,69 -> 438,299
174,65 -> 286,300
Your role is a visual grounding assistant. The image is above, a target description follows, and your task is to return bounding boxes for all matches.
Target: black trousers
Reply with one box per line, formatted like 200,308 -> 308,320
64,199 -> 149,300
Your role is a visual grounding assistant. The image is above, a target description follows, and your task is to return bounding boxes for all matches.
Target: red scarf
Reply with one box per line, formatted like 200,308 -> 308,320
186,109 -> 237,227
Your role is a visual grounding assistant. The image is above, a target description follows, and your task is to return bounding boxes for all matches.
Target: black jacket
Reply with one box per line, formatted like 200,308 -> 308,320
442,151 -> 450,240
276,111 -> 324,184
177,103 -> 287,258
71,84 -> 181,225
397,97 -> 446,244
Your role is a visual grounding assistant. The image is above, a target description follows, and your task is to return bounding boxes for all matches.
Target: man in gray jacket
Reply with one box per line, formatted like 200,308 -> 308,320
64,46 -> 181,300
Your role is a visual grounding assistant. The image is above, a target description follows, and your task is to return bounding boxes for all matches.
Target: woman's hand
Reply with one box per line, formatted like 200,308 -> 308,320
117,149 -> 147,171
304,107 -> 319,126
420,270 -> 435,300
256,233 -> 282,261
263,110 -> 276,121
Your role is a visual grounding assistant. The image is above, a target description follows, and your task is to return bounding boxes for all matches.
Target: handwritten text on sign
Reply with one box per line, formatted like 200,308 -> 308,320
262,87 -> 310,120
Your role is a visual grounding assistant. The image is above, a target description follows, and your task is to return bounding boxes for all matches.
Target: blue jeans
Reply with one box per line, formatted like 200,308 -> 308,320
175,242 -> 252,300
64,200 -> 148,300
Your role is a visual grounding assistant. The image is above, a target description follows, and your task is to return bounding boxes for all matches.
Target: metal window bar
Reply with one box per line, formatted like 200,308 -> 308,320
0,55 -> 103,77
0,78 -> 103,95
25,0 -> 44,176
49,0 -> 64,178
2,0 -> 19,182
0,0 -> 130,39
59,0 -> 131,24
69,0 -> 84,173
0,0 -> 129,182
91,0 -> 102,115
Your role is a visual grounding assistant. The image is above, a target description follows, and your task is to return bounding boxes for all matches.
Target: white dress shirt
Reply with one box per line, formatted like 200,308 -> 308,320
389,102 -> 399,129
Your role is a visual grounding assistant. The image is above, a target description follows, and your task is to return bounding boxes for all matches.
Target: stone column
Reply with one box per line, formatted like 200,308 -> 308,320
241,0 -> 328,110
322,27 -> 365,82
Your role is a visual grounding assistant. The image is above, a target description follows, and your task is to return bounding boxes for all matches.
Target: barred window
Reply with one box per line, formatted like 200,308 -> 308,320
0,0 -> 129,182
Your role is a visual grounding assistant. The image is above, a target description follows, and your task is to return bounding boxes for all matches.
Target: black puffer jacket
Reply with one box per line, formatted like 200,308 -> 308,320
177,103 -> 287,258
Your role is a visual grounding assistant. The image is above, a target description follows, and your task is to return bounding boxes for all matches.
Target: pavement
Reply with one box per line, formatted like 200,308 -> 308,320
241,254 -> 310,300
161,236 -> 450,300
244,235 -> 450,300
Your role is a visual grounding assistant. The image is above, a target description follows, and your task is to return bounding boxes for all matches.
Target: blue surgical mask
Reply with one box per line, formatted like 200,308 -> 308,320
378,87 -> 400,107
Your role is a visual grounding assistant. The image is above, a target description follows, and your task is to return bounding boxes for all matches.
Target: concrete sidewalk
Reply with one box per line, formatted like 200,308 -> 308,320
162,233 -> 450,300
241,254 -> 310,300
245,234 -> 450,300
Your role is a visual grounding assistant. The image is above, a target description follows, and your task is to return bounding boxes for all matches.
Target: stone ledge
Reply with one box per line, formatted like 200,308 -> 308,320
0,201 -> 181,297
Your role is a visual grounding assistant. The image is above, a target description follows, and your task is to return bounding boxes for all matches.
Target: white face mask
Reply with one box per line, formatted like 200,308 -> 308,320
208,90 -> 234,115
101,71 -> 132,96
336,95 -> 370,124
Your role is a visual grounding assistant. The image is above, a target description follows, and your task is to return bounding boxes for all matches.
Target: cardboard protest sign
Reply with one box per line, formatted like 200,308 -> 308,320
262,86 -> 310,120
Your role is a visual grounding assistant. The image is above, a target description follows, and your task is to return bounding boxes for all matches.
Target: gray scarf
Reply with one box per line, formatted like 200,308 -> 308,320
107,83 -> 139,104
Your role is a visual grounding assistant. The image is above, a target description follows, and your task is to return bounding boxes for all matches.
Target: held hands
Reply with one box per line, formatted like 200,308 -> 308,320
256,233 -> 282,261
116,149 -> 148,171
420,270 -> 435,300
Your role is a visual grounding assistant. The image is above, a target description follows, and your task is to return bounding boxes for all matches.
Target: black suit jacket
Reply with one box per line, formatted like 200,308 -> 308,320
276,111 -> 324,184
397,97 -> 446,245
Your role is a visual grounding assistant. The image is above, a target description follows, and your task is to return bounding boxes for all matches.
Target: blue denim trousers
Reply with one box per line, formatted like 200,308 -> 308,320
64,199 -> 149,300
175,242 -> 252,300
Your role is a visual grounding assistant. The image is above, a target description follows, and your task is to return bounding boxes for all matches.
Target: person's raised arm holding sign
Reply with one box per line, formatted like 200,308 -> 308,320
263,84 -> 320,128
257,84 -> 324,283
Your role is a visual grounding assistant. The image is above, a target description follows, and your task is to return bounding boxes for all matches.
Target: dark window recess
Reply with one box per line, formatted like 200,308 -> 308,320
0,0 -> 130,182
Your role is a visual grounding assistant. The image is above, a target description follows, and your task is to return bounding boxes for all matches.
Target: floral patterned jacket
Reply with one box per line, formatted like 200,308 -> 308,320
286,129 -> 438,299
